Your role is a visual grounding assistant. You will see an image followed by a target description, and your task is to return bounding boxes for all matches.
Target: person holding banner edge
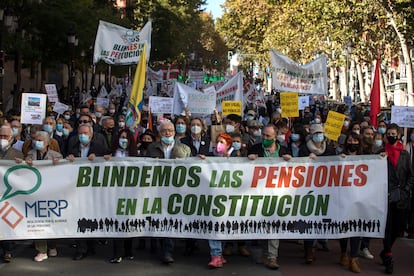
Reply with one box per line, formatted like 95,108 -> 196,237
145,120 -> 191,264
247,124 -> 292,269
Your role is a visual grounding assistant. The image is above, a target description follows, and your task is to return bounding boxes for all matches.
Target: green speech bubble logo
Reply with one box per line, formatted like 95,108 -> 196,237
1,165 -> 41,202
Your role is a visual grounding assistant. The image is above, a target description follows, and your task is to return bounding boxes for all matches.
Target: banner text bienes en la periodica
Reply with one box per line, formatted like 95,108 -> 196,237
0,155 -> 387,240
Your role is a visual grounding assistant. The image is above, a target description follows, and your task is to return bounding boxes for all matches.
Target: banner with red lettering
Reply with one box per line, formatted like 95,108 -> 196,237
216,72 -> 243,112
270,49 -> 328,95
0,155 -> 387,240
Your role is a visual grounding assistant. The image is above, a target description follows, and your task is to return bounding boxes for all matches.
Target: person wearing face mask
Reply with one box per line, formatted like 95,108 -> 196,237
245,109 -> 256,121
0,126 -> 24,263
22,124 -> 61,157
174,115 -> 189,141
246,120 -> 263,150
378,120 -> 387,135
99,116 -> 116,147
338,132 -> 363,272
93,104 -> 106,125
349,121 -> 361,136
137,130 -> 155,156
179,117 -> 211,256
145,121 -> 191,264
66,124 -> 112,261
288,124 -> 308,157
106,129 -> 137,263
20,131 -> 62,262
247,125 -> 292,270
117,115 -> 126,130
298,123 -> 336,265
180,117 -> 211,159
380,123 -> 414,274
203,133 -> 237,268
10,119 -> 24,152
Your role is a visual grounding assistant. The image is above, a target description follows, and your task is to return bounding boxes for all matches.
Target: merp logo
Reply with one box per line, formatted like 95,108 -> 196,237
0,165 -> 42,229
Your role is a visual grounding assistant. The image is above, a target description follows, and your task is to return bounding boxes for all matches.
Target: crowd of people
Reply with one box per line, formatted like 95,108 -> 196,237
0,95 -> 413,275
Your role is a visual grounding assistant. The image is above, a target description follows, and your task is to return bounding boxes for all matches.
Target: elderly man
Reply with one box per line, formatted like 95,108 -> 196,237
146,120 -> 191,264
0,125 -> 24,262
66,124 -> 111,260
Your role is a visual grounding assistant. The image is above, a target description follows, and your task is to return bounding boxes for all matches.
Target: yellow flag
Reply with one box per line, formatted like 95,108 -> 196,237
126,43 -> 147,131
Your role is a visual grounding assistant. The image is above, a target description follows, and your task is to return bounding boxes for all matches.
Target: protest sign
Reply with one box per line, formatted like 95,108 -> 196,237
280,92 -> 299,117
324,111 -> 346,141
20,93 -> 47,125
149,96 -> 174,114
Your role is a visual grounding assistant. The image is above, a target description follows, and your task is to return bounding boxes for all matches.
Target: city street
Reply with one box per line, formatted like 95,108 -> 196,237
1,237 -> 413,275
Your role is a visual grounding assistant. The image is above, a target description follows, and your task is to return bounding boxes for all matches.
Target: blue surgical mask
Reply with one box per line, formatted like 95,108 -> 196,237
312,133 -> 325,143
43,124 -> 53,133
374,139 -> 383,147
336,146 -> 343,154
34,140 -> 44,151
12,127 -> 19,137
62,128 -> 70,136
232,142 -> 242,151
56,124 -> 63,131
161,136 -> 174,145
246,115 -> 254,121
378,127 -> 386,134
95,112 -> 102,118
79,134 -> 90,145
175,124 -> 186,134
290,133 -> 300,142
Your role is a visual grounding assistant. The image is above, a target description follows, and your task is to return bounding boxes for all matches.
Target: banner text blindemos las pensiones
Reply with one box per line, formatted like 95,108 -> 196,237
0,155 -> 387,240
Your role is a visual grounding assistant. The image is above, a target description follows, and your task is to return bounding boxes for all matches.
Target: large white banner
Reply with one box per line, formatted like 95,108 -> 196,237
270,49 -> 328,95
93,20 -> 151,65
216,72 -> 243,112
0,155 -> 387,240
391,106 -> 414,128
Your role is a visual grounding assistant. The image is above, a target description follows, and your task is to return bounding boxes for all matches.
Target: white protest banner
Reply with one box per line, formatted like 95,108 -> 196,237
0,155 -> 387,240
52,102 -> 69,115
188,70 -> 205,89
93,20 -> 151,65
96,97 -> 110,108
299,96 -> 310,110
20,93 -> 47,125
391,106 -> 414,128
216,72 -> 243,112
270,49 -> 328,95
173,82 -> 216,115
149,96 -> 174,114
44,84 -> 59,103
203,85 -> 216,94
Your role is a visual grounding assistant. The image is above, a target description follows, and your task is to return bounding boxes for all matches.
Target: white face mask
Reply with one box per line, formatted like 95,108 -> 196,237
191,125 -> 202,135
226,124 -> 235,133
277,134 -> 286,143
0,139 -> 10,150
253,129 -> 262,137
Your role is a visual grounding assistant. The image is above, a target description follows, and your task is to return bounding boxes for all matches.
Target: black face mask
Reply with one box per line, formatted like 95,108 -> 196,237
387,136 -> 398,145
140,141 -> 151,149
347,144 -> 359,153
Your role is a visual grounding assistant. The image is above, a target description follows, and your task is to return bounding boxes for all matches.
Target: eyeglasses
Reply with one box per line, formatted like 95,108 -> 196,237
160,129 -> 174,134
78,120 -> 91,124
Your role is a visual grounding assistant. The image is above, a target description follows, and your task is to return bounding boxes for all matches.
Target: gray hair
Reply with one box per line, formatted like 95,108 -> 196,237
35,131 -> 50,143
0,125 -> 13,136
